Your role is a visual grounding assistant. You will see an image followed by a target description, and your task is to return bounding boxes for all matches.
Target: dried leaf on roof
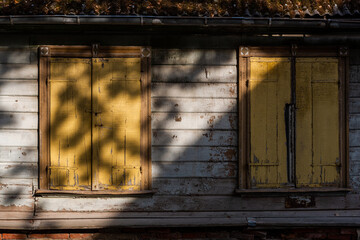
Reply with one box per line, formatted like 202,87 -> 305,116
0,0 -> 359,17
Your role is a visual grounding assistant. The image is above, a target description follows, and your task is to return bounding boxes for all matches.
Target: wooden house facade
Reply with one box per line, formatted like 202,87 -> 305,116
0,1 -> 360,239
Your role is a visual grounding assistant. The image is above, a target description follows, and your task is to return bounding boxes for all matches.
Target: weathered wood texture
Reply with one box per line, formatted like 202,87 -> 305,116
349,50 -> 360,193
0,80 -> 38,96
0,47 -> 359,228
0,113 -> 37,129
0,47 -> 38,215
0,96 -> 38,112
0,147 -> 38,163
34,194 -> 360,212
0,64 -> 37,79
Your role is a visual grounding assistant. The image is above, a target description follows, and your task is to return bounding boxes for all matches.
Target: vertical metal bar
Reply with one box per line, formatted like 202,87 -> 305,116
289,44 -> 297,186
90,57 -> 94,190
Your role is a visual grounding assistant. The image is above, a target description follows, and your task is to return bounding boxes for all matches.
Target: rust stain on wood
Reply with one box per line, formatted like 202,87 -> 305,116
285,195 -> 315,208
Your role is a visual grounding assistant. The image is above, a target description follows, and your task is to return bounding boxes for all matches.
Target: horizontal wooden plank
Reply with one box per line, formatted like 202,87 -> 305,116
35,195 -> 360,212
34,196 -> 280,212
349,114 -> 360,130
349,98 -> 360,114
0,48 -> 31,64
0,96 -> 38,112
0,182 -> 32,195
152,98 -> 237,113
152,130 -> 237,146
350,176 -> 360,190
152,162 -> 236,178
350,65 -> 360,83
5,216 -> 360,230
0,113 -> 37,129
349,130 -> 360,147
153,178 -> 236,195
349,84 -> 360,98
152,83 -> 237,98
28,209 -> 360,220
152,146 -> 237,162
152,49 -> 236,65
152,113 -> 237,130
0,163 -> 37,179
152,65 -> 237,83
0,178 -> 35,186
0,130 -> 37,147
349,147 -> 360,161
0,64 -> 37,79
349,163 -> 360,176
251,217 -> 360,227
0,195 -> 33,211
0,80 -> 37,96
0,147 -> 38,163
0,217 -> 246,230
4,215 -> 360,230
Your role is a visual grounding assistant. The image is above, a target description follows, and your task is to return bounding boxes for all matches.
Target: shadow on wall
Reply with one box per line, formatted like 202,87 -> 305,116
0,45 -> 286,230
0,47 -> 38,221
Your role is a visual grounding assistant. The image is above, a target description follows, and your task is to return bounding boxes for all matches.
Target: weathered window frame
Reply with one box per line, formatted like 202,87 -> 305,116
37,45 -> 153,195
237,46 -> 350,193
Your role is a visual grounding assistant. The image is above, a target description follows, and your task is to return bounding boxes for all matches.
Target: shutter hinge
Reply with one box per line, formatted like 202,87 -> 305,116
140,166 -> 143,174
92,43 -> 99,57
246,80 -> 249,87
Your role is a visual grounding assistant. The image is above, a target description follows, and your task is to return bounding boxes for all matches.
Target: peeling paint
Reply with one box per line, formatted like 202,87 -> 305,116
285,196 -> 315,208
229,86 -> 235,96
224,149 -> 236,161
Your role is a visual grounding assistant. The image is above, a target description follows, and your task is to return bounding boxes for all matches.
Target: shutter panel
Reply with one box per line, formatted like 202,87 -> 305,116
49,58 -> 92,190
92,58 -> 141,190
249,57 -> 291,188
296,58 -> 340,187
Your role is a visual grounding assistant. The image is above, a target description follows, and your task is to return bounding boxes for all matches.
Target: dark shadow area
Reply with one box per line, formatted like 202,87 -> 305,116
0,0 -> 359,18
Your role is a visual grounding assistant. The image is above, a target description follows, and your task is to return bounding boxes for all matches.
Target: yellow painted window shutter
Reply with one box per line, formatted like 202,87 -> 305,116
295,58 -> 340,187
249,57 -> 291,188
49,57 -> 142,191
92,58 -> 142,190
49,58 -> 92,190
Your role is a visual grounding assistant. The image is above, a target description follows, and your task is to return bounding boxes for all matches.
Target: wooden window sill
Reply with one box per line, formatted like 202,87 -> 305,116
235,188 -> 352,196
35,189 -> 156,197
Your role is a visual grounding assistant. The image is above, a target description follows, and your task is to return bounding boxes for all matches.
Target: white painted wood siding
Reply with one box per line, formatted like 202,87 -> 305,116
349,62 -> 360,192
0,47 -> 38,211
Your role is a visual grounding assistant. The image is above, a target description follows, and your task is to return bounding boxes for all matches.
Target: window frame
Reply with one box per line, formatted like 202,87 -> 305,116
38,45 -> 153,195
237,46 -> 350,193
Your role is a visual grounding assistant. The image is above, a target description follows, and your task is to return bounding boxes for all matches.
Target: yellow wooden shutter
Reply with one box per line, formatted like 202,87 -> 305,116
249,57 -> 291,188
296,58 -> 340,187
49,58 -> 92,190
92,58 -> 141,190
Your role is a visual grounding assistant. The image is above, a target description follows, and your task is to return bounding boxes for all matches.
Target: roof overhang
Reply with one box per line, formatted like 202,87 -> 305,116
0,15 -> 360,31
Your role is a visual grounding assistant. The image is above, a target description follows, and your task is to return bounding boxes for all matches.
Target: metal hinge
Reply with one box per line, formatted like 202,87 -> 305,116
40,46 -> 49,56
92,43 -> 99,57
240,47 -> 249,56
